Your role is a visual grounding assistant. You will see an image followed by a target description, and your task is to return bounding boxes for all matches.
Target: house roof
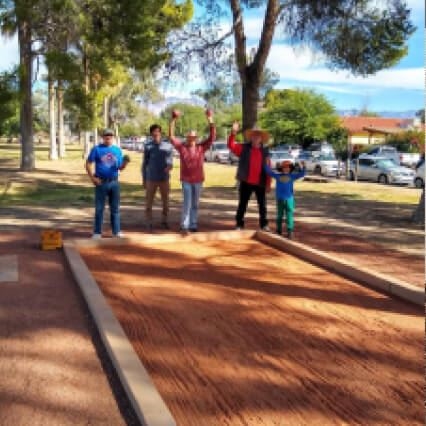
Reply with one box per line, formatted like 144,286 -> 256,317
340,116 -> 406,134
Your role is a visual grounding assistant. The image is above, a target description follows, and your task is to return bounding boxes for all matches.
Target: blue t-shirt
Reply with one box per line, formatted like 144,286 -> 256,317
265,164 -> 305,200
87,144 -> 123,179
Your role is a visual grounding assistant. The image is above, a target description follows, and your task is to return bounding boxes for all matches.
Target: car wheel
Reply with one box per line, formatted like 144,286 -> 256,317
414,177 -> 424,188
349,170 -> 355,181
378,174 -> 388,184
314,165 -> 322,175
214,155 -> 220,163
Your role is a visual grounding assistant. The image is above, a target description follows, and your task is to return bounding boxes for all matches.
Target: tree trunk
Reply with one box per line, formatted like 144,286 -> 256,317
241,67 -> 260,132
114,123 -> 120,147
18,19 -> 34,171
57,80 -> 66,158
48,76 -> 58,160
83,51 -> 91,158
411,188 -> 425,224
103,97 -> 109,127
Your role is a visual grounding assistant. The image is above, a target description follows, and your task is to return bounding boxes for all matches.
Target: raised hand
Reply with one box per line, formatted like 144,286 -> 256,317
171,109 -> 180,119
231,121 -> 240,134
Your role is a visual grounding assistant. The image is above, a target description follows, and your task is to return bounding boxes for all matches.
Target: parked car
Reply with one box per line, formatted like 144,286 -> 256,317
349,155 -> 415,185
366,145 -> 420,168
269,151 -> 295,169
205,141 -> 230,163
274,144 -> 302,159
304,153 -> 341,177
229,151 -> 239,165
306,141 -> 335,156
414,163 -> 424,188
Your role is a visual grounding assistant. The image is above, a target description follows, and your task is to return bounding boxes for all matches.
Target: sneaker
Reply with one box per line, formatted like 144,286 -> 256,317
91,234 -> 102,240
287,231 -> 293,240
261,226 -> 271,232
189,227 -> 198,232
160,222 -> 170,230
180,228 -> 189,236
235,226 -> 243,231
145,223 -> 153,232
113,232 -> 125,238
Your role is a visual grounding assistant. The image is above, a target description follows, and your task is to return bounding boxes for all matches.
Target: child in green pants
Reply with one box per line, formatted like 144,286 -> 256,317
264,160 -> 305,239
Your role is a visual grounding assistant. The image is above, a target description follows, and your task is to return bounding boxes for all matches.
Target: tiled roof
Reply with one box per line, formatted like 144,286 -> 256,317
340,116 -> 406,133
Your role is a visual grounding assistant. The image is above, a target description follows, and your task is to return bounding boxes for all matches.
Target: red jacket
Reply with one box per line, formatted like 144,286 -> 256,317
228,133 -> 271,188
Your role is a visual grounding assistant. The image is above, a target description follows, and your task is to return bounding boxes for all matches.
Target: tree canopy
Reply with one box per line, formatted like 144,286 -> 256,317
166,0 -> 415,131
259,88 -> 341,147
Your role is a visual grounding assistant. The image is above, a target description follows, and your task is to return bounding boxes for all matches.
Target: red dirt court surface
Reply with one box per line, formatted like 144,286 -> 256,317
79,237 -> 423,426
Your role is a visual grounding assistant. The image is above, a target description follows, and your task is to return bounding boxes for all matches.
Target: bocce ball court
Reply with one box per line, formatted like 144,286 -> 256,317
65,231 -> 423,426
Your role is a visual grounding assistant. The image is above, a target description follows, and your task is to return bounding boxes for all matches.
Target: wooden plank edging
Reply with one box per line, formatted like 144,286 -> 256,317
63,241 -> 176,426
255,231 -> 424,307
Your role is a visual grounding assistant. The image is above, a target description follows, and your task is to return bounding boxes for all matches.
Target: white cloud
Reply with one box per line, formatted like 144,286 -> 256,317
266,44 -> 424,91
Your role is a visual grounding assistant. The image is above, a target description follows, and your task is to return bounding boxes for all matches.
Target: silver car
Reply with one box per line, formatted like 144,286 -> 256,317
269,151 -> 295,169
205,142 -> 230,163
349,155 -> 414,185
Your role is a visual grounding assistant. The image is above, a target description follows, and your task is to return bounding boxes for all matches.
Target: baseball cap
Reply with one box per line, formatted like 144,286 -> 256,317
102,128 -> 114,136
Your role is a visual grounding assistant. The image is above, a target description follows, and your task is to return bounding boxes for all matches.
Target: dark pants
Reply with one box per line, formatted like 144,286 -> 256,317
236,181 -> 268,228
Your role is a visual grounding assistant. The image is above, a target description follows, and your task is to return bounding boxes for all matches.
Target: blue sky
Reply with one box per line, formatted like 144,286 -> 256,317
0,0 -> 423,113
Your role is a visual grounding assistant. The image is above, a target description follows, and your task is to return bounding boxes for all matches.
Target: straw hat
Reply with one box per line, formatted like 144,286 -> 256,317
186,130 -> 198,140
244,127 -> 270,143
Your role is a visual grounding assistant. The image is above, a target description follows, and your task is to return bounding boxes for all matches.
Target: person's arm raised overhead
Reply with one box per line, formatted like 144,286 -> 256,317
227,121 -> 243,156
201,108 -> 216,152
292,161 -> 306,180
168,109 -> 182,149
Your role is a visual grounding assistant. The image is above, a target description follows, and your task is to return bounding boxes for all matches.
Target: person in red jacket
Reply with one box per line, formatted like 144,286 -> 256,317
228,121 -> 271,230
169,109 -> 216,233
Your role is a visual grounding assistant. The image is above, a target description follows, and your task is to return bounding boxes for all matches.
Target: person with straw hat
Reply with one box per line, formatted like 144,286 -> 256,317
169,108 -> 216,234
227,121 -> 271,230
264,159 -> 306,239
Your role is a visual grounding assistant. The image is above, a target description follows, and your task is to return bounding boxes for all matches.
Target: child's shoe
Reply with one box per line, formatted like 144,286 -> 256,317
287,230 -> 293,240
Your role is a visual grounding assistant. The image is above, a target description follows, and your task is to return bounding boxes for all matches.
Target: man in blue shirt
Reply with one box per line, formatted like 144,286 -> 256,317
142,124 -> 173,230
85,128 -> 129,239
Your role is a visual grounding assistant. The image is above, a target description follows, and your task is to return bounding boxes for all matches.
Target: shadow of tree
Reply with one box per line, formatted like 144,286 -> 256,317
79,240 -> 423,425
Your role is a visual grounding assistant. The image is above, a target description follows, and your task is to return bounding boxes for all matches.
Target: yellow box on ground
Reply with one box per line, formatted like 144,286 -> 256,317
40,230 -> 63,250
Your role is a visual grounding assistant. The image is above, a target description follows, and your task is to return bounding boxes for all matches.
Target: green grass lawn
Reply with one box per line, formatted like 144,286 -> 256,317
0,143 -> 422,207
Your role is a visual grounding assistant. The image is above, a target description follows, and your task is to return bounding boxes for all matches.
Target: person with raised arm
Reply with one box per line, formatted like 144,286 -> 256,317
169,109 -> 216,234
264,160 -> 305,239
227,121 -> 271,231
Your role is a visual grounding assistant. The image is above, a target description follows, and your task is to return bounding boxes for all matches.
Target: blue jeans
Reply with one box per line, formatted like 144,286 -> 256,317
94,180 -> 120,235
181,182 -> 202,230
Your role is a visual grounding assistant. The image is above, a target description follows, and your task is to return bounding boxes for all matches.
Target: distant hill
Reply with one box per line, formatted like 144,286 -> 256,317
147,96 -> 205,115
147,99 -> 418,120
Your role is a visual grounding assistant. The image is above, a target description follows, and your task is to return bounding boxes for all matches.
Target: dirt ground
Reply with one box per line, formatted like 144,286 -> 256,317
80,238 -> 424,426
0,230 -> 138,426
0,162 -> 423,425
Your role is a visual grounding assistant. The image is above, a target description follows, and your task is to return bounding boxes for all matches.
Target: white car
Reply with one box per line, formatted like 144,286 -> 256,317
205,142 -> 230,163
304,153 -> 341,177
349,155 -> 414,185
414,163 -> 424,188
269,151 -> 295,169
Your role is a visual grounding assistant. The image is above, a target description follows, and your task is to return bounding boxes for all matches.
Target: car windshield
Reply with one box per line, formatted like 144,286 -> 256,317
271,151 -> 291,159
319,154 -> 336,161
377,159 -> 397,168
214,143 -> 227,150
